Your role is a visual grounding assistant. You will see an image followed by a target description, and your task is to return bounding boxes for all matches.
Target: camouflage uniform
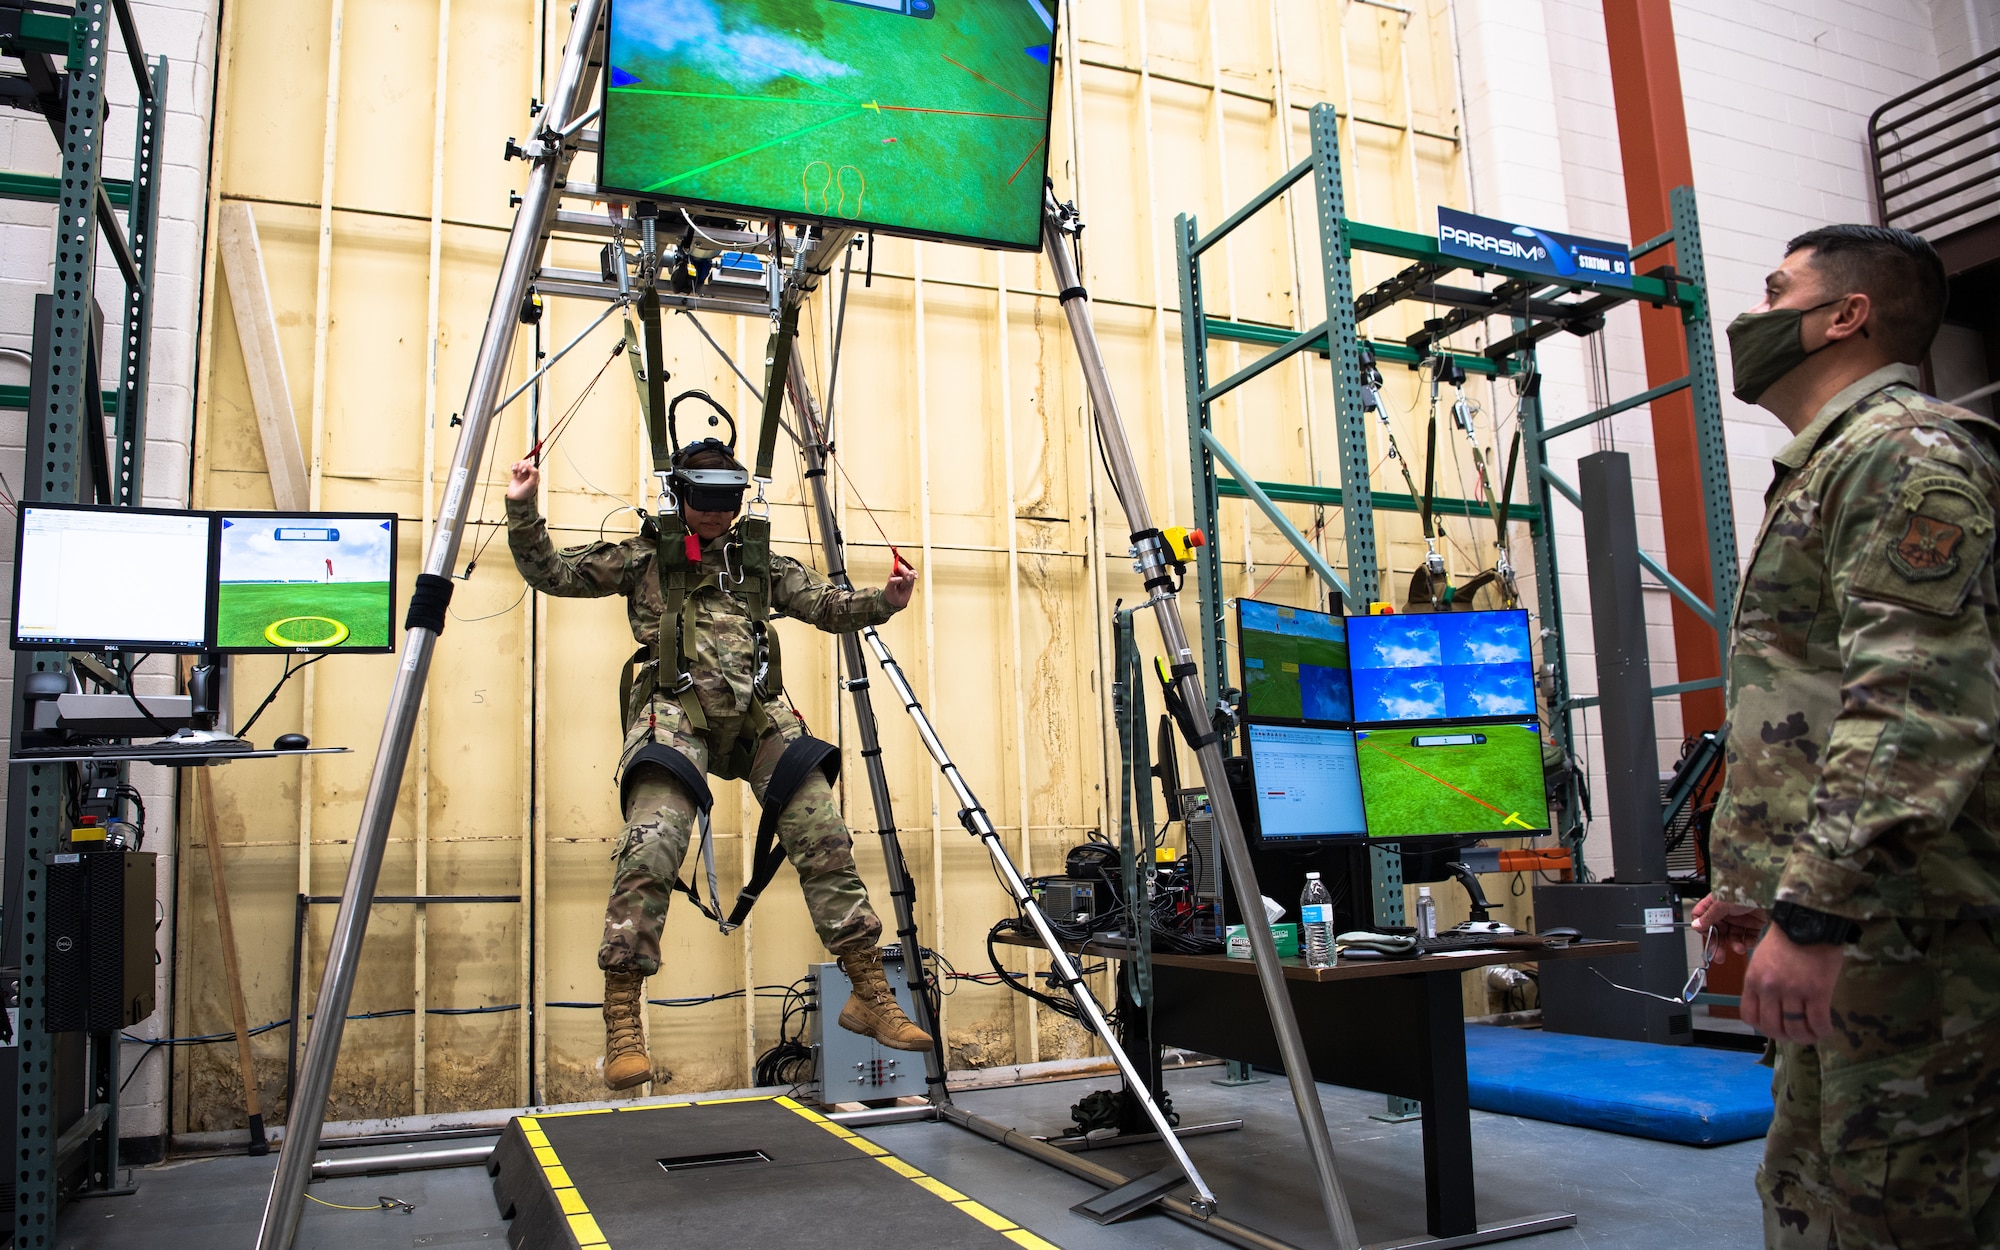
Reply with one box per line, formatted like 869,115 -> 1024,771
506,495 -> 893,975
1710,364 -> 2000,1247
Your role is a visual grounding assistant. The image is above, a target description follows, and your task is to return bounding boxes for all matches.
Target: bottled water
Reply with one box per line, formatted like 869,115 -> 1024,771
1301,872 -> 1335,968
1415,885 -> 1438,939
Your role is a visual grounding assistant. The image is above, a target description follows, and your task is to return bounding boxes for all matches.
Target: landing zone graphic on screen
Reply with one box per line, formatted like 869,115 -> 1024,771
602,0 -> 1058,249
215,515 -> 395,651
1348,610 -> 1536,723
1355,720 -> 1551,839
1238,599 -> 1351,722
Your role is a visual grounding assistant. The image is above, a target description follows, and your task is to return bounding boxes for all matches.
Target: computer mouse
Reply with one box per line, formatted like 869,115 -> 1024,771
274,732 -> 310,751
1539,926 -> 1582,943
1452,920 -> 1517,936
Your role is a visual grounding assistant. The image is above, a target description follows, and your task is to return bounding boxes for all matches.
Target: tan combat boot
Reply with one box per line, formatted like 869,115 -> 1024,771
601,969 -> 656,1091
836,949 -> 934,1052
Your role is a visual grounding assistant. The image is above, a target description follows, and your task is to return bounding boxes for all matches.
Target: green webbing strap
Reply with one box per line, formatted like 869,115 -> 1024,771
639,288 -> 672,471
754,300 -> 801,481
1112,609 -> 1155,1008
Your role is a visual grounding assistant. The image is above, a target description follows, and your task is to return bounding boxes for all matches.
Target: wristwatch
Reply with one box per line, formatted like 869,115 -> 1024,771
1769,901 -> 1861,946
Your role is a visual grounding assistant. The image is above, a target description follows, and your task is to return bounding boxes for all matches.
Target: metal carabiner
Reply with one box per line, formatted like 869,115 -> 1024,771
748,476 -> 771,520
655,469 -> 677,517
720,537 -> 747,587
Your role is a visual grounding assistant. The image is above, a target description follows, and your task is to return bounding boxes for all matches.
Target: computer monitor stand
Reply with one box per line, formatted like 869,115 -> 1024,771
182,652 -> 239,742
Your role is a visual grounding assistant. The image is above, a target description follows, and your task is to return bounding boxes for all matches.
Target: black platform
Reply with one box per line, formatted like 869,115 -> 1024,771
488,1095 -> 1054,1249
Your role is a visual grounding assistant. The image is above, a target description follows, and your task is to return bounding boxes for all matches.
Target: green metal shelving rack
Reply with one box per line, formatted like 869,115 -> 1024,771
1175,103 -> 1734,918
0,1 -> 166,1242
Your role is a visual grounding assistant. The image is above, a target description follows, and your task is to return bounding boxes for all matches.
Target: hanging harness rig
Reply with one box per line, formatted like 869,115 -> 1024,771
616,280 -> 838,933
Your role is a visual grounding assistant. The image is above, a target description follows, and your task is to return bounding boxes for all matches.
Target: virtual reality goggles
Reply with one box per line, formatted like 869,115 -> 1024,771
671,464 -> 750,513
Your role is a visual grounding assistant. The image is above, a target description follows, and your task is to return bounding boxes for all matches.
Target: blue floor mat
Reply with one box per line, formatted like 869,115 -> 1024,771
1464,1025 -> 1774,1146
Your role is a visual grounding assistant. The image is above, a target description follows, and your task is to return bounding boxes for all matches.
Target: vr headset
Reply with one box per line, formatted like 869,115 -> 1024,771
665,391 -> 748,513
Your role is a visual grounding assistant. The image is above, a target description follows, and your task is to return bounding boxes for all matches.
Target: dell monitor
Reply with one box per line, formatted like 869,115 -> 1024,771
600,0 -> 1059,250
1354,719 -> 1552,839
212,512 -> 398,653
12,503 -> 213,652
1242,721 -> 1369,843
1346,609 -> 1536,724
1236,598 -> 1352,723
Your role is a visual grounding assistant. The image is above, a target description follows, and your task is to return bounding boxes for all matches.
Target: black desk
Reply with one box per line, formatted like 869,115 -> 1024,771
998,933 -> 1636,1247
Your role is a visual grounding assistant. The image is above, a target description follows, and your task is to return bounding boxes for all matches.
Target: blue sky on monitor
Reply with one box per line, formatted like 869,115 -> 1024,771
1238,599 -> 1346,644
219,517 -> 393,584
614,0 -> 856,90
1349,611 -> 1535,722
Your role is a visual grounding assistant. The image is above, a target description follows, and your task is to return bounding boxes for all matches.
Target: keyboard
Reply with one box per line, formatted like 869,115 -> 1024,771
13,736 -> 256,760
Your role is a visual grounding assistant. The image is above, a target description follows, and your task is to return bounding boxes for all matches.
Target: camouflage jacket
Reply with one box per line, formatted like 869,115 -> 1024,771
505,496 -> 895,722
1711,363 -> 2000,921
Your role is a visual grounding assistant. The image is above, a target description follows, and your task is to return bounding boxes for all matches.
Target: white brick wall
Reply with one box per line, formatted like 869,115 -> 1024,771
1456,0 -> 1968,876
0,0 -> 220,1144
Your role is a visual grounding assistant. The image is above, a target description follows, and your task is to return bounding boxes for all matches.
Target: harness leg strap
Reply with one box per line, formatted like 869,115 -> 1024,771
724,735 -> 842,930
621,743 -> 726,924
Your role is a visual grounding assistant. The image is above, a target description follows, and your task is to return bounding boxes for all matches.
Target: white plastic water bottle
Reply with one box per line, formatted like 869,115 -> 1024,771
1415,886 -> 1438,939
1301,873 -> 1335,968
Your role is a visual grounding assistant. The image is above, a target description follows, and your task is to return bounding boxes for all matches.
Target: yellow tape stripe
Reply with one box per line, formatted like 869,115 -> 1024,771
956,1200 -> 1014,1230
778,1102 -> 1057,1247
568,1211 -> 607,1243
555,1186 -> 589,1215
519,1118 -> 610,1248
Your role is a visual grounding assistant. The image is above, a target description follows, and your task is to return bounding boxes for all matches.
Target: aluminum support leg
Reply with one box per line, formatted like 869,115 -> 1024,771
253,4 -> 608,1246
1044,192 -> 1360,1248
784,360 -> 949,1102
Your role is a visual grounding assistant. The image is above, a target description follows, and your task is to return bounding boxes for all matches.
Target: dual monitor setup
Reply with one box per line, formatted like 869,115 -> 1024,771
1236,599 -> 1552,846
13,501 -> 397,655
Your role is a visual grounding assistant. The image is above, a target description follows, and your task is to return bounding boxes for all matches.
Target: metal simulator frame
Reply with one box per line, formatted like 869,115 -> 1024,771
255,4 -> 1359,1248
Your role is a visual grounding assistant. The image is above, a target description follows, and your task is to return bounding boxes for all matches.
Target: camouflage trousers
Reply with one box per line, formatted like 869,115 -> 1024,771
598,695 -> 881,975
1759,917 -> 2000,1249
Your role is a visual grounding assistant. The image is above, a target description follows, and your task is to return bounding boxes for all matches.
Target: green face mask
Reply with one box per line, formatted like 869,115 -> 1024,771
1725,297 -> 1847,404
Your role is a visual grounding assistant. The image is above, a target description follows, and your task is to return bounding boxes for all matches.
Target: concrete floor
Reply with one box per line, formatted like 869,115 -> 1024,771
57,1070 -> 1765,1250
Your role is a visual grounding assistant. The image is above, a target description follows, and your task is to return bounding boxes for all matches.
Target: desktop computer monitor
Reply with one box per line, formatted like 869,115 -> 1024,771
1346,609 -> 1536,724
1236,598 -> 1352,723
212,512 -> 399,653
12,502 -> 213,652
1354,719 -> 1552,839
1242,721 -> 1369,843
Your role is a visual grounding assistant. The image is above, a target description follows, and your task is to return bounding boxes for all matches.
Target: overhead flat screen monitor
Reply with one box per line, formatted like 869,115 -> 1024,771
1237,598 -> 1351,723
600,0 -> 1059,250
1243,722 -> 1369,843
1347,609 -> 1537,724
212,512 -> 398,653
1354,720 -> 1551,839
12,503 -> 213,651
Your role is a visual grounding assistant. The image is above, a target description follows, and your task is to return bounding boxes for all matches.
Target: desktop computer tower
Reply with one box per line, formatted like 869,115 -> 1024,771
46,851 -> 156,1032
1533,880 -> 1690,1045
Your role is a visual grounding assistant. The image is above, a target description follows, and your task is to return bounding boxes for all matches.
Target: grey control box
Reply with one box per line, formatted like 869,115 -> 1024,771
809,951 -> 929,1104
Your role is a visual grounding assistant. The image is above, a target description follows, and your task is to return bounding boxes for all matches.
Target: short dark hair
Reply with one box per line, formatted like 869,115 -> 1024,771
1783,224 -> 1946,365
680,442 -> 743,472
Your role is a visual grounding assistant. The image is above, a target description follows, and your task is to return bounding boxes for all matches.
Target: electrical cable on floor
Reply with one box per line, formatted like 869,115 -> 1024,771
305,1194 -> 416,1214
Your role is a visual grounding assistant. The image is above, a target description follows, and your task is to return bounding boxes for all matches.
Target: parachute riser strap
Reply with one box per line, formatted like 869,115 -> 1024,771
638,288 -> 672,473
754,300 -> 802,482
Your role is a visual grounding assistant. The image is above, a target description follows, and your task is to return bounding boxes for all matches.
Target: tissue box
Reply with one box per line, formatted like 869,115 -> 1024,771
1224,922 -> 1299,959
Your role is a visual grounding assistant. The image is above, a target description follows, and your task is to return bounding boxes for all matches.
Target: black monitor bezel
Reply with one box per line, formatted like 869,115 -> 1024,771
1350,716 -> 1552,842
595,0 -> 1061,254
1234,596 -> 1352,728
208,510 -> 401,655
11,500 -> 216,653
1239,717 -> 1371,847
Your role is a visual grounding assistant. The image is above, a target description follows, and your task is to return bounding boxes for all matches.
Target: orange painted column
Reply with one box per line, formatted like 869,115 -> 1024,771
1602,0 -> 1725,735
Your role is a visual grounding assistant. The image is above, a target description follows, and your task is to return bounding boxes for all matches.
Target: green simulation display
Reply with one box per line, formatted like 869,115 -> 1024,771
1354,719 -> 1550,839
601,0 -> 1058,249
213,514 -> 397,652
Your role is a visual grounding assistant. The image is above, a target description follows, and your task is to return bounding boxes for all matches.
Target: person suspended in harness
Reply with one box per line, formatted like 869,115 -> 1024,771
504,432 -> 929,1092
